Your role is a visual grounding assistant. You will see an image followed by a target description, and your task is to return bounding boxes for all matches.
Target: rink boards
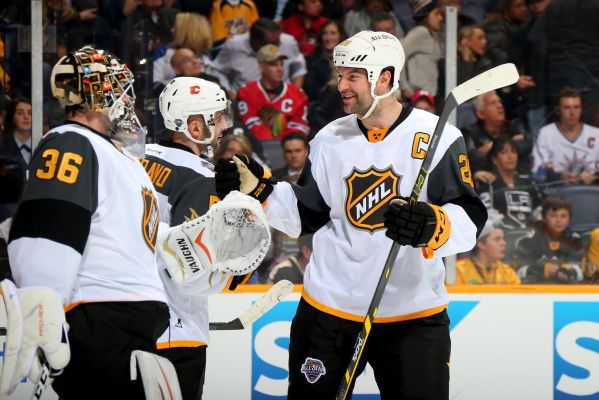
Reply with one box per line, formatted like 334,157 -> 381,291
1,285 -> 598,400
205,285 -> 599,400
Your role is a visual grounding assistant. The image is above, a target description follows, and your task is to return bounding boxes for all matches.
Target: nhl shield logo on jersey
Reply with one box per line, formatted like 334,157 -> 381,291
301,357 -> 326,384
345,166 -> 400,232
141,187 -> 160,251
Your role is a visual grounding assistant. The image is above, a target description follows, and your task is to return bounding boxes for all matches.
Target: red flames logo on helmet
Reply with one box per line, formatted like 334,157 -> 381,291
189,85 -> 201,95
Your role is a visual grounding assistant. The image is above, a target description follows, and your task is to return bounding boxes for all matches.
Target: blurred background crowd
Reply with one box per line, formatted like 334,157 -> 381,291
0,0 -> 598,285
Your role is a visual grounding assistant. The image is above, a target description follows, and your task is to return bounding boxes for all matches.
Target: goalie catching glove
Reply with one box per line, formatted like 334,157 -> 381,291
0,280 -> 70,396
158,191 -> 271,284
383,197 -> 451,252
215,155 -> 274,203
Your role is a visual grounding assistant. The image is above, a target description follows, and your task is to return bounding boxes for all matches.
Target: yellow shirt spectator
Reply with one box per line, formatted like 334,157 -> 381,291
210,0 -> 260,43
456,258 -> 521,284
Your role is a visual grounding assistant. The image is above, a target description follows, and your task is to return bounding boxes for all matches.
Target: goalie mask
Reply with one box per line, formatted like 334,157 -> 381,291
159,77 -> 232,150
333,31 -> 405,119
50,46 -> 146,157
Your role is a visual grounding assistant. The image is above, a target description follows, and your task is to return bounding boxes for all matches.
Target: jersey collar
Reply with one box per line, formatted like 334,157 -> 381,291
65,120 -> 117,148
158,139 -> 197,155
356,104 -> 413,143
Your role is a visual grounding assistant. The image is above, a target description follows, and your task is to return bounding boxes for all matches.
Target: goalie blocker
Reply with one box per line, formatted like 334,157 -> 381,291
158,191 -> 271,284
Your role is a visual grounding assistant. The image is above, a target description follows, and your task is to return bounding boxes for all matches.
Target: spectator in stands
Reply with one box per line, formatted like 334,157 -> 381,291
213,133 -> 254,162
586,227 -> 599,283
439,0 -> 477,28
452,24 -> 492,128
344,0 -> 404,38
400,0 -> 444,99
542,0 -> 599,125
463,91 -> 531,172
456,218 -> 521,284
476,135 -> 542,229
153,12 -> 213,87
371,11 -> 403,38
411,89 -> 436,113
533,87 -> 599,186
516,195 -> 584,283
170,48 -> 220,85
303,19 -> 346,101
272,132 -> 309,182
268,234 -> 313,284
121,0 -> 178,116
280,0 -> 329,55
122,0 -> 178,64
207,18 -> 307,95
457,25 -> 492,86
483,0 -> 529,67
210,0 -> 260,45
65,0 -> 113,50
510,0 -> 551,139
236,44 -> 310,141
0,97 -> 31,221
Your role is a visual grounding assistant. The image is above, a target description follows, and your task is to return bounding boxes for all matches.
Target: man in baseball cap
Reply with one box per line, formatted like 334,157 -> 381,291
411,89 -> 436,113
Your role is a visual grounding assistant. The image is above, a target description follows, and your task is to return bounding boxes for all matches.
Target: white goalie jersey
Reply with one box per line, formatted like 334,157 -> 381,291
265,107 -> 487,322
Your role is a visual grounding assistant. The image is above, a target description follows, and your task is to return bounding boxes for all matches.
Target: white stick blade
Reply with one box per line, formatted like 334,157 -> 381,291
239,280 -> 294,327
451,63 -> 519,105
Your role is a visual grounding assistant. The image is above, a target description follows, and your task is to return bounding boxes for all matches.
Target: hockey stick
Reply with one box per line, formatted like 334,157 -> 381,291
336,63 -> 519,400
209,280 -> 294,330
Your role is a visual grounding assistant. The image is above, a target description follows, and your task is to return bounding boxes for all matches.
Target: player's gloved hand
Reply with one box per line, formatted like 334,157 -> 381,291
231,154 -> 274,203
215,158 -> 241,200
383,197 -> 451,250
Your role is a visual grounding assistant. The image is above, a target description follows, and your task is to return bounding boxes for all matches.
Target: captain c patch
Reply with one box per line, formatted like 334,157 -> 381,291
345,166 -> 400,232
301,357 -> 326,384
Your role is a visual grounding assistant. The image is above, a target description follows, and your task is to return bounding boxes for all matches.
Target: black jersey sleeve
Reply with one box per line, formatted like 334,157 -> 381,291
427,136 -> 487,237
9,131 -> 99,254
170,175 -> 218,226
291,159 -> 331,235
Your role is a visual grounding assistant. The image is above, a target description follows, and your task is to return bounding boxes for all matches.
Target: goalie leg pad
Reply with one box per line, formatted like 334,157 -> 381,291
0,280 -> 70,395
130,350 -> 182,400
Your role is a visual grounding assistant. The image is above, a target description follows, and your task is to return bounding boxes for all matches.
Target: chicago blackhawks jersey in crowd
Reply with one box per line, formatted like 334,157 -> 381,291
143,141 -> 245,348
265,107 -> 486,321
533,122 -> 599,174
8,122 -> 166,307
237,80 -> 309,140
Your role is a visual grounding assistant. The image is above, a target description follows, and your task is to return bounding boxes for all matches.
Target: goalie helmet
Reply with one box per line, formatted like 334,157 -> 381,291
50,46 -> 146,157
159,77 -> 232,146
333,30 -> 405,119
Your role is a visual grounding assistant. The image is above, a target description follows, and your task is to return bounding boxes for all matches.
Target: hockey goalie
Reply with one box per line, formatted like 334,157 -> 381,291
0,191 -> 270,398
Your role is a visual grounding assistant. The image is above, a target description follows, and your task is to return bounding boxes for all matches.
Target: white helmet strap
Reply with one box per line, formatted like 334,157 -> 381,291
360,72 -> 396,120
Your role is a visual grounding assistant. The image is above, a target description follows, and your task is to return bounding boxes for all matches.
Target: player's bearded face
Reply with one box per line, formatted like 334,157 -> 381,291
337,68 -> 374,117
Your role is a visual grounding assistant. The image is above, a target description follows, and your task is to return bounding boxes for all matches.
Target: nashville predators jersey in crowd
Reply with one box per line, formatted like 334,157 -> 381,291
210,0 -> 259,43
8,122 -> 166,308
143,141 -> 245,348
265,107 -> 487,322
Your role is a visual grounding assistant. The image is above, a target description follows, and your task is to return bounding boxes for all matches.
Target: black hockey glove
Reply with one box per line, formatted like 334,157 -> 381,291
383,197 -> 451,250
215,158 -> 241,200
232,154 -> 274,203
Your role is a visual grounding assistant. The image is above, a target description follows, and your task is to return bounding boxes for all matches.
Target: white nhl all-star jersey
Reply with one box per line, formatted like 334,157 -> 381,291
265,107 -> 487,322
8,122 -> 166,308
533,122 -> 599,174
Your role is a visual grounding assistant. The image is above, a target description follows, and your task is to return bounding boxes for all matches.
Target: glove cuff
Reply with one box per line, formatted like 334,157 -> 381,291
425,204 -> 451,251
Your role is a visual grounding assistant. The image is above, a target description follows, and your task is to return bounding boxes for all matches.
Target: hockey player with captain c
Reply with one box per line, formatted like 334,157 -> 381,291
215,30 -> 488,399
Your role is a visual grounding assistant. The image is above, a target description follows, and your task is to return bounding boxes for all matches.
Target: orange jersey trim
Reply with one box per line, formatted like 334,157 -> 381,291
231,284 -> 599,294
156,340 -> 206,350
302,289 -> 447,323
